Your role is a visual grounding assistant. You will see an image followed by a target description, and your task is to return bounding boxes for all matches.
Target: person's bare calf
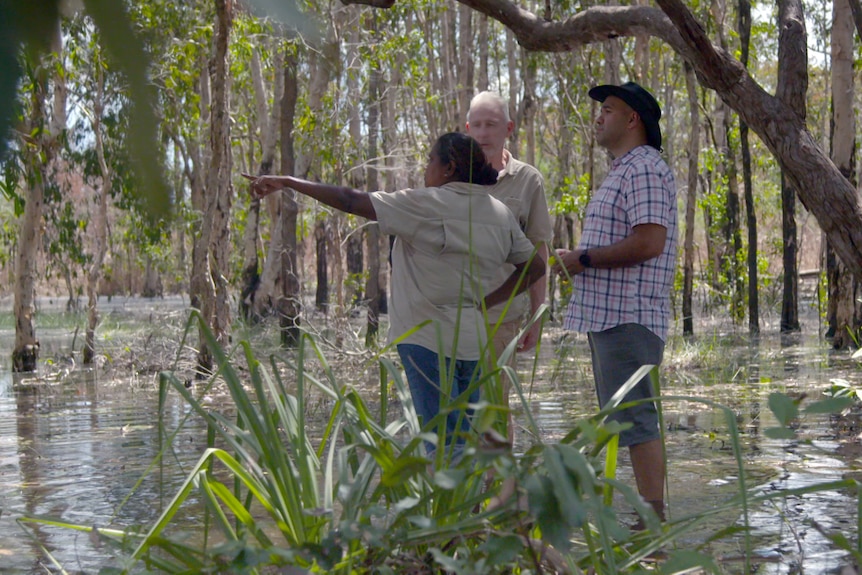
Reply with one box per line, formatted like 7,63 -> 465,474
630,438 -> 666,521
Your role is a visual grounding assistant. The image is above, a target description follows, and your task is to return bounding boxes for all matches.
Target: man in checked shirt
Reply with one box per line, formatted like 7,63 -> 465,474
553,81 -> 678,527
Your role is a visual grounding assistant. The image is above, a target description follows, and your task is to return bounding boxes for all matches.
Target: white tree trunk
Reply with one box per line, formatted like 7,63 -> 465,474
241,44 -> 282,321
13,20 -> 64,372
682,63 -> 699,336
84,62 -> 111,365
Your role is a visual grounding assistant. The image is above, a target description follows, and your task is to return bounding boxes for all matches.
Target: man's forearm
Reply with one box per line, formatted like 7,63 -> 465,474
528,243 -> 549,315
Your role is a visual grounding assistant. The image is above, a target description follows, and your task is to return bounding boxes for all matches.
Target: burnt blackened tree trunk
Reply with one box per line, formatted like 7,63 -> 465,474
315,220 -> 328,312
776,0 -> 806,333
737,0 -> 759,334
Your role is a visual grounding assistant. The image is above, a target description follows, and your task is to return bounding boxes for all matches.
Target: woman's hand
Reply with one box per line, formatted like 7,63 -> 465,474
242,173 -> 285,199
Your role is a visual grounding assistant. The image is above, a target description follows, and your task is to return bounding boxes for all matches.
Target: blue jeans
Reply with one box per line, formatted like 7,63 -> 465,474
397,344 -> 480,458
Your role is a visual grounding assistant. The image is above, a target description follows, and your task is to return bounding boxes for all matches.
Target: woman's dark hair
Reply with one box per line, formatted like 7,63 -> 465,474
433,132 -> 498,186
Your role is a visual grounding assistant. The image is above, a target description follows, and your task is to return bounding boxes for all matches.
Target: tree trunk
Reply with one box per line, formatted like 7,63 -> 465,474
14,156 -> 45,373
721,107 -> 743,322
240,45 -> 281,322
365,54 -> 382,347
477,14 -> 489,91
84,63 -> 112,365
62,266 -> 77,312
780,173 -> 800,332
506,29 -> 519,158
344,18 -> 364,314
701,171 -> 720,294
330,215 -> 346,316
423,13 -> 440,139
457,3 -> 474,125
279,50 -> 301,348
682,63 -> 699,337
737,0 -> 758,333
521,49 -> 537,167
141,257 -> 163,298
196,0 -> 234,373
13,22 -> 64,373
346,232 -> 364,307
315,220 -> 329,312
441,3 -> 458,129
189,49 -> 210,328
711,0 -> 742,324
775,0 -> 806,333
828,0 -> 860,348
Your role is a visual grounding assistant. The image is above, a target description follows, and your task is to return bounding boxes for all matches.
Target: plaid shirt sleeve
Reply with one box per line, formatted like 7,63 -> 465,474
624,160 -> 674,229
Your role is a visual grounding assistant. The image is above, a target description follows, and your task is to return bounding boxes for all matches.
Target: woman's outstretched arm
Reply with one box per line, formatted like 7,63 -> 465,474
243,173 -> 377,220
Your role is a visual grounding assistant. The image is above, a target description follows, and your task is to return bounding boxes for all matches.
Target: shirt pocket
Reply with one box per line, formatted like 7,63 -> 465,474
500,197 -> 525,231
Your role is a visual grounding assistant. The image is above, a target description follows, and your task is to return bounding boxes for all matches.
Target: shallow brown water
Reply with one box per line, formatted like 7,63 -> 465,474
0,297 -> 860,574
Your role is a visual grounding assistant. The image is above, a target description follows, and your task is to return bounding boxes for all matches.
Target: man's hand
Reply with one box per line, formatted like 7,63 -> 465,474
517,321 -> 542,352
551,248 -> 585,278
242,173 -> 284,199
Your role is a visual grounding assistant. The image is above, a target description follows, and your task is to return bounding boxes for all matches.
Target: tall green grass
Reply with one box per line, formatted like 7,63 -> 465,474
19,310 -> 862,574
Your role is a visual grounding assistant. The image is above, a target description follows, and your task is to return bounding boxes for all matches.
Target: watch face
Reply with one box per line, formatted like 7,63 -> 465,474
579,252 -> 590,267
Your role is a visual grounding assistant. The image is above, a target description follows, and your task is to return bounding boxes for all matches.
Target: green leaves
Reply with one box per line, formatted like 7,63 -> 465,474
764,392 -> 799,439
766,391 -> 854,440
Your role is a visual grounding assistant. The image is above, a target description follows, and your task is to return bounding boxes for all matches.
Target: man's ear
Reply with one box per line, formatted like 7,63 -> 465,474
506,120 -> 515,137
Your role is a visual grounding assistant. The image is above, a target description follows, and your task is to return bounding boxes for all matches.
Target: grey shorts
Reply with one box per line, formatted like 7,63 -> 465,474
588,323 -> 664,447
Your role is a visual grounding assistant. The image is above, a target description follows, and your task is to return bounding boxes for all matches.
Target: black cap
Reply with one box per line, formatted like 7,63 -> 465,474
588,81 -> 662,151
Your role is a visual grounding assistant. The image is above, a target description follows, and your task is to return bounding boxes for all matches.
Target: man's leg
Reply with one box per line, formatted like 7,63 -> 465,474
588,324 -> 666,519
485,321 -> 521,509
630,438 -> 666,519
490,320 -> 521,443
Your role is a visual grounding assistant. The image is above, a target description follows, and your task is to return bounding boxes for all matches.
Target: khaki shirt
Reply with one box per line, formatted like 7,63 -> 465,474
485,152 -> 554,323
370,182 -> 536,360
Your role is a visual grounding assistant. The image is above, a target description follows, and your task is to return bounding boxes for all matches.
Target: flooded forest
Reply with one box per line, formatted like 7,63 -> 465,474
2,0 -> 862,573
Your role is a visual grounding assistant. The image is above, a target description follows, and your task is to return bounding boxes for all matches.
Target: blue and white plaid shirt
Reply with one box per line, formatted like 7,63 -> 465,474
563,145 -> 677,342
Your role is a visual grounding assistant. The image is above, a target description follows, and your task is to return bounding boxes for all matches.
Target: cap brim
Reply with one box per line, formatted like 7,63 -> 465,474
588,85 -> 626,103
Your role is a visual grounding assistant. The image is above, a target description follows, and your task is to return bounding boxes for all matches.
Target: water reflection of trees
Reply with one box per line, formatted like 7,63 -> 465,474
5,371 -> 208,570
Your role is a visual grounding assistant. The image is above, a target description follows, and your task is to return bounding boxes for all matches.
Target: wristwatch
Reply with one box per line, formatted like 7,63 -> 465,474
579,249 -> 592,268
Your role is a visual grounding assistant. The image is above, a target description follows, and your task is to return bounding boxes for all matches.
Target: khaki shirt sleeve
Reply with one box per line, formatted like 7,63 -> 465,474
523,170 -> 554,246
